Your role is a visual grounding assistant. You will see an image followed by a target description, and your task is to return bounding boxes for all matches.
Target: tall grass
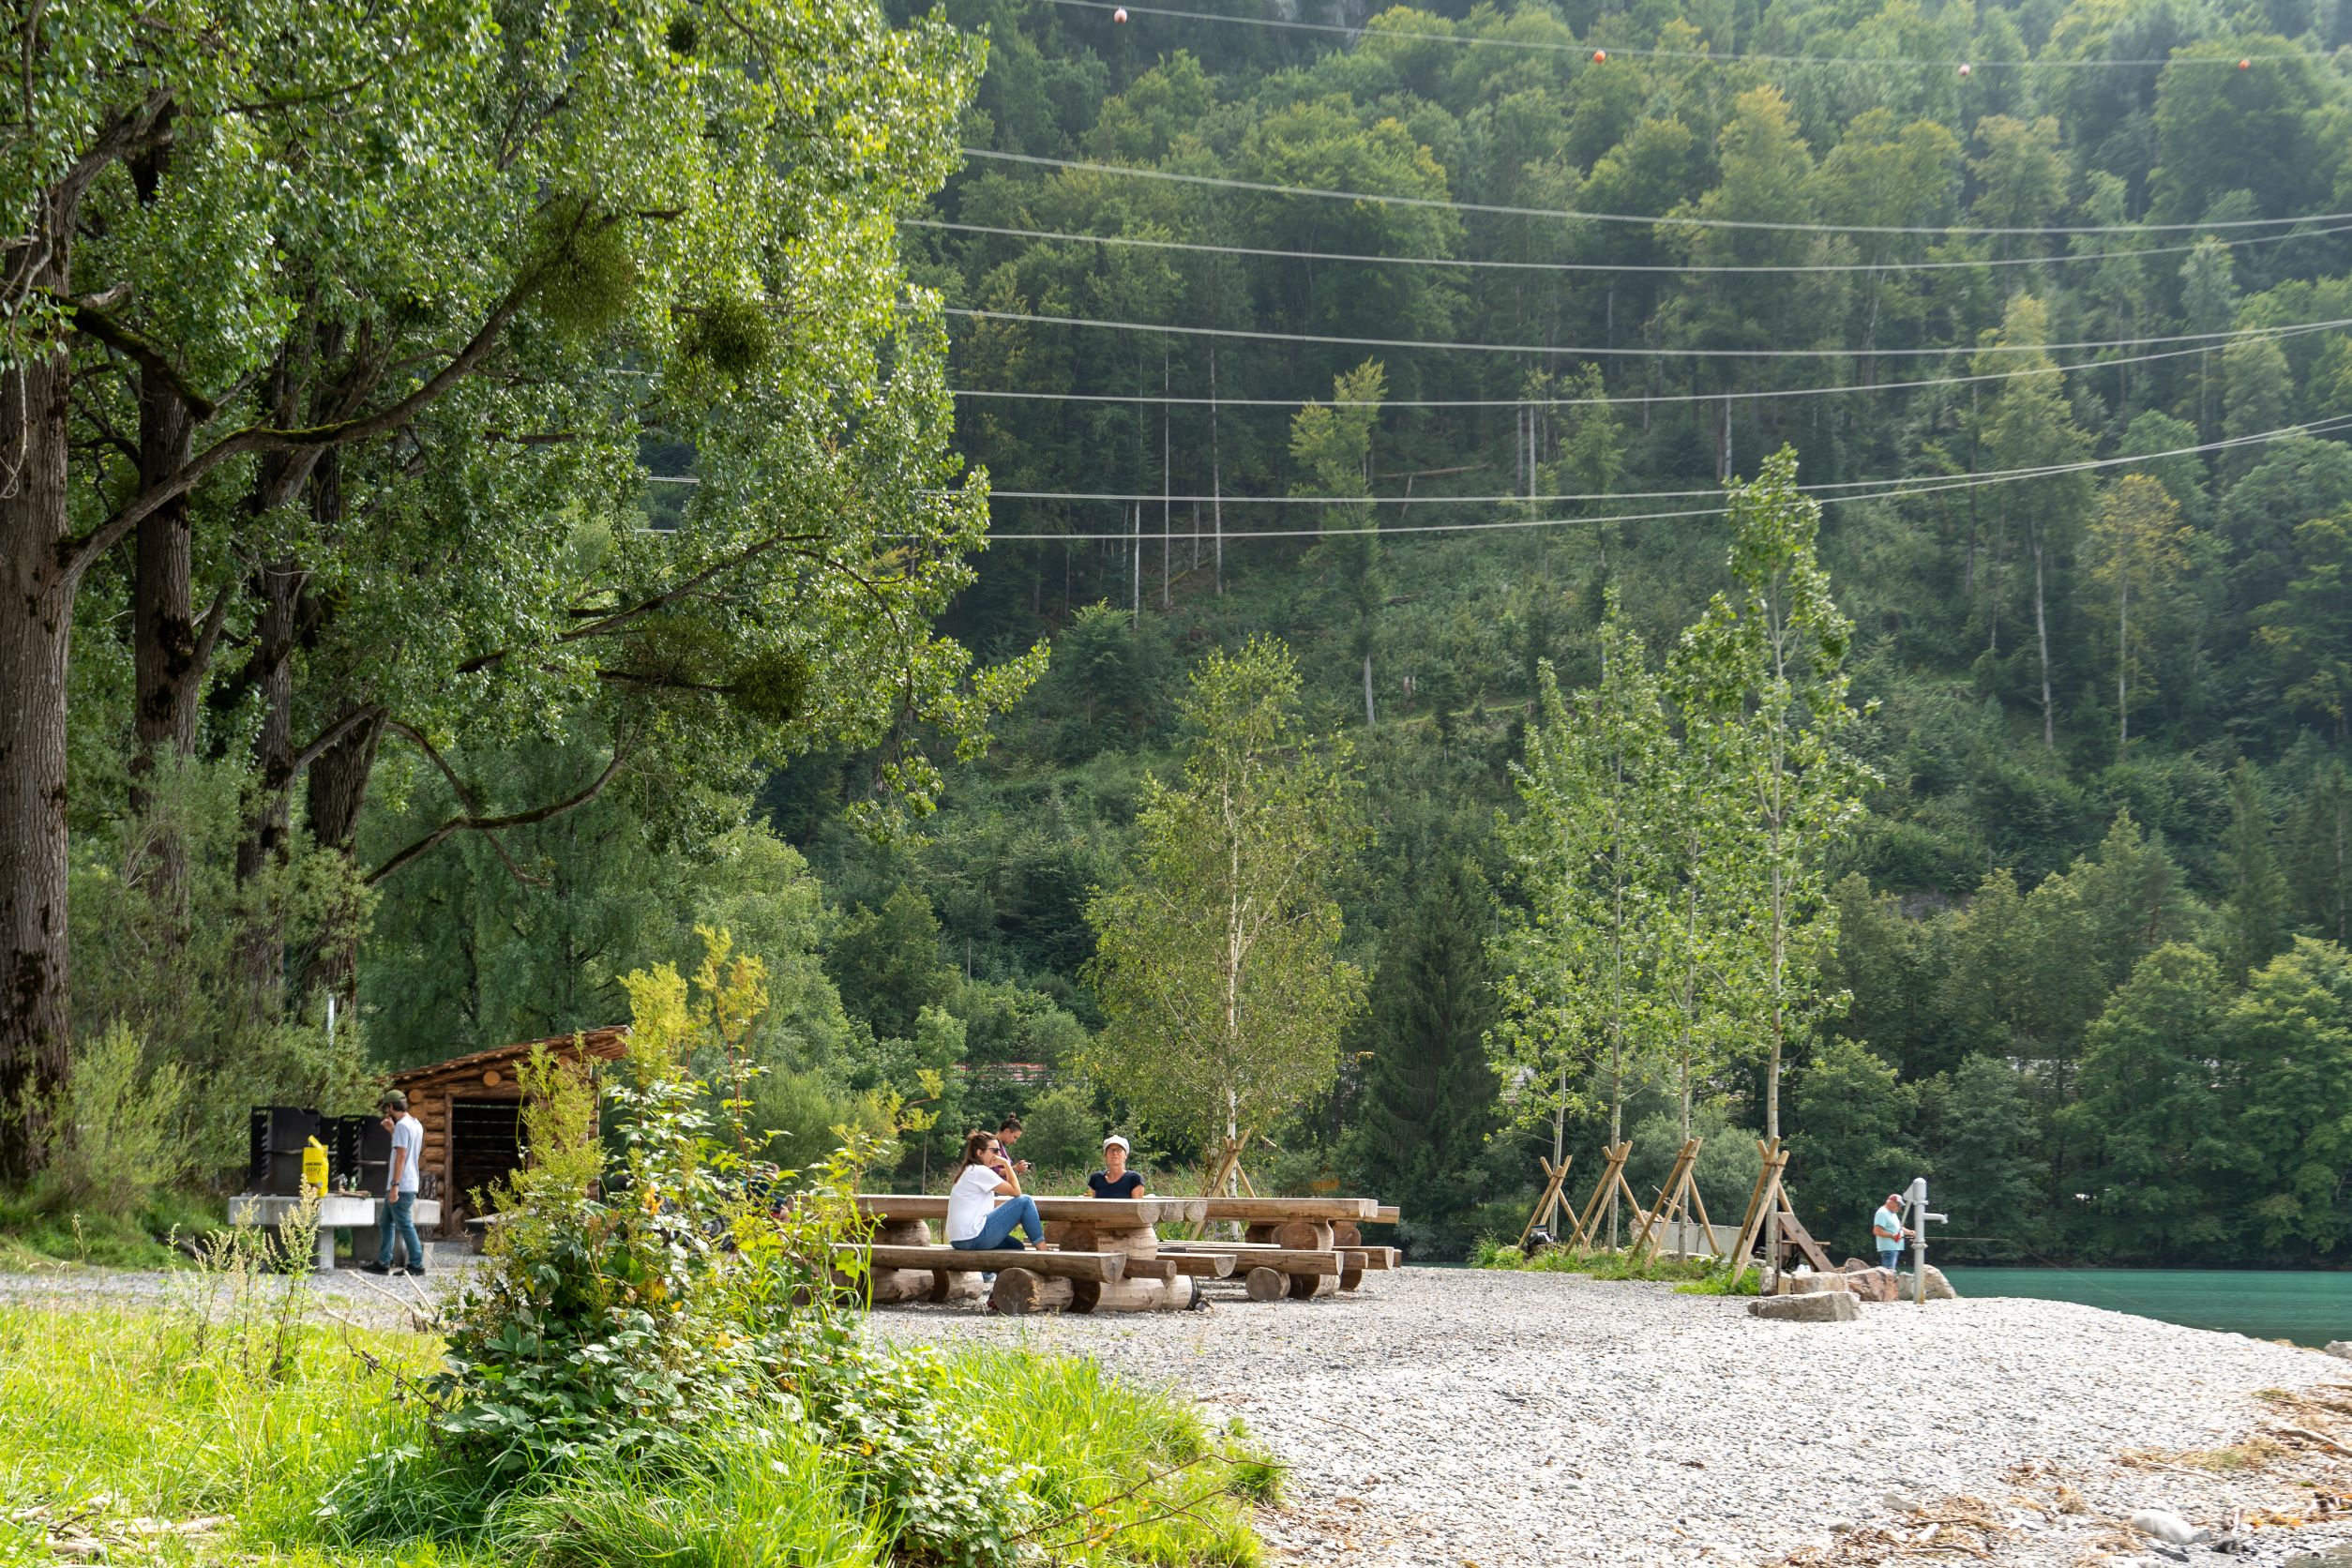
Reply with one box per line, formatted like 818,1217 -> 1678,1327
0,1305 -> 1268,1568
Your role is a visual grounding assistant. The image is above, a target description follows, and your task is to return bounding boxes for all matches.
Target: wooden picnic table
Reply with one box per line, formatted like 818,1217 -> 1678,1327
847,1192 -> 1223,1314
1189,1194 -> 1400,1298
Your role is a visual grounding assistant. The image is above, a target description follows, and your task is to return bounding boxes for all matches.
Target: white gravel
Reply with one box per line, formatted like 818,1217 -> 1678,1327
871,1266 -> 2352,1568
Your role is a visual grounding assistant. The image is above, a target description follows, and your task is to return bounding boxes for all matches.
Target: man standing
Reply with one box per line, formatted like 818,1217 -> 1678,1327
1872,1192 -> 1911,1278
363,1092 -> 427,1276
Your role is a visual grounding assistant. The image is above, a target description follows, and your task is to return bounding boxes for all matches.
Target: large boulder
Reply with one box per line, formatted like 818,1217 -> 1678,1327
1786,1273 -> 1853,1295
2326,1340 -> 2352,1360
1844,1266 -> 1900,1304
1894,1264 -> 1958,1300
1750,1290 -> 1861,1322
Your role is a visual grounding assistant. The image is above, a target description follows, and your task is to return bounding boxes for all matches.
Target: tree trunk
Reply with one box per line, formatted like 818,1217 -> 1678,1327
0,347 -> 78,1175
2032,530 -> 2055,749
233,557 -> 305,1013
1363,651 -> 1376,729
2117,568 -> 2129,756
297,710 -> 384,1003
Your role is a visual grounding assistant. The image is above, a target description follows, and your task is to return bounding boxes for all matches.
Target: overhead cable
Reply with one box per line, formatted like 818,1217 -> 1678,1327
943,305 -> 2352,360
1037,0 -> 2293,70
907,216 -> 2352,277
960,147 -> 2352,236
978,415 -> 2349,508
967,415 -> 2352,539
946,320 -> 2344,410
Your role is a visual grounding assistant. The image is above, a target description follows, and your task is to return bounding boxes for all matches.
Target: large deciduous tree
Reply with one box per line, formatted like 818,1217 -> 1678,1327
0,0 -> 1033,1172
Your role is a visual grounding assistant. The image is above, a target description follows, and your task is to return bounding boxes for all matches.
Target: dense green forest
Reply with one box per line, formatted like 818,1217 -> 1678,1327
24,0 -> 2352,1270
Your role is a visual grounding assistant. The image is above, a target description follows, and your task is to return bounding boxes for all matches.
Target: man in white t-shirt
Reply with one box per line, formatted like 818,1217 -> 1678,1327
363,1092 -> 428,1276
945,1130 -> 1044,1252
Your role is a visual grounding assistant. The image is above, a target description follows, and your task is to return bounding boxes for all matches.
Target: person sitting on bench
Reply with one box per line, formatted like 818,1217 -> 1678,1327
946,1129 -> 1044,1251
1087,1134 -> 1149,1199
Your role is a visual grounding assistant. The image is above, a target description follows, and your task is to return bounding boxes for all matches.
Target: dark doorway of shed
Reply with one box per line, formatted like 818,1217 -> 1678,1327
449,1099 -> 525,1221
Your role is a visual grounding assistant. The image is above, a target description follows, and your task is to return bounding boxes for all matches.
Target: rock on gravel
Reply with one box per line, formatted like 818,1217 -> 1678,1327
1749,1289 -> 1860,1320
869,1266 -> 2351,1568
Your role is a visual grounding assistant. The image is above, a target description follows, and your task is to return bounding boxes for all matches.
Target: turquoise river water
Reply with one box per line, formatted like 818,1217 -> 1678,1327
1941,1267 -> 2350,1347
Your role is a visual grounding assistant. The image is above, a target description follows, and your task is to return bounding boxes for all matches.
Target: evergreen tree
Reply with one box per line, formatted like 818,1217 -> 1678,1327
2284,763 -> 2352,942
1347,861 -> 1501,1255
1918,1055 -> 2044,1261
2065,944 -> 2234,1260
2226,939 -> 2352,1258
1787,1039 -> 1916,1254
2219,761 -> 2289,983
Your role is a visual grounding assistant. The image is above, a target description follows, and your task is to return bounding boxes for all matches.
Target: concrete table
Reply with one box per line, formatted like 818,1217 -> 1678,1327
227,1194 -> 443,1270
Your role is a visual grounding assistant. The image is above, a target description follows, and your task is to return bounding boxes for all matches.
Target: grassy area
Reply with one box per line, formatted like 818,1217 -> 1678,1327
0,1182 -> 219,1270
1470,1238 -> 1759,1294
0,1303 -> 1269,1567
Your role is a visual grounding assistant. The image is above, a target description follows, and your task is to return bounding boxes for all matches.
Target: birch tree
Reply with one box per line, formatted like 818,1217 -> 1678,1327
1082,638 -> 1367,1158
1675,448 -> 1873,1168
2087,475 -> 2194,755
1488,605 -> 1667,1192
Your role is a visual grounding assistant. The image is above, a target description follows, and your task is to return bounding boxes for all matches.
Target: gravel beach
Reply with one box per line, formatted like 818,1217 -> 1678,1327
871,1266 -> 2352,1568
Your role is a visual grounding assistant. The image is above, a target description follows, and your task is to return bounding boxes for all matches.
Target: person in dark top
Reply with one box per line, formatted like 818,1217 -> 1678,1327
1087,1134 -> 1149,1199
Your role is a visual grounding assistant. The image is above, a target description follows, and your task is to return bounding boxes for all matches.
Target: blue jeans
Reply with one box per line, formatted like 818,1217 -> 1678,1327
952,1194 -> 1043,1251
378,1192 -> 423,1269
1879,1248 -> 1904,1275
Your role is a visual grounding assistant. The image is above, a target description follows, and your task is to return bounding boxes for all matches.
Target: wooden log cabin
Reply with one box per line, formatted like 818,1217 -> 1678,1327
385,1026 -> 629,1236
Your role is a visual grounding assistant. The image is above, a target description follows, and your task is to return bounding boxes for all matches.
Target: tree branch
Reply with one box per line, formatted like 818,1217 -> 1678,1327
52,291 -> 219,418
453,526 -> 827,674
365,734 -> 629,885
63,273 -> 537,584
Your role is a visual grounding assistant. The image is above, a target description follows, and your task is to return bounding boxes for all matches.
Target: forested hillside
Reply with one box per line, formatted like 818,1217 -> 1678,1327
38,0 -> 2344,1269
852,0 -> 2352,1266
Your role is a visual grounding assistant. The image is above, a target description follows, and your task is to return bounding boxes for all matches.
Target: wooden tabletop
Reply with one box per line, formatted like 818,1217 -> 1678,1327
854,1194 -> 1207,1227
1198,1196 -> 1382,1222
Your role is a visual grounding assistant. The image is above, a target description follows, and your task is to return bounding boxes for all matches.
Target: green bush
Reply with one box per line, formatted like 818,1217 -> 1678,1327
1019,1082 -> 1106,1173
36,1022 -> 190,1219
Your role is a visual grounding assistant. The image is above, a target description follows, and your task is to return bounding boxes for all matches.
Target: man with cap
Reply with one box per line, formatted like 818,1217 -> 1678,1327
363,1091 -> 428,1276
1087,1135 -> 1149,1199
1872,1191 -> 1912,1279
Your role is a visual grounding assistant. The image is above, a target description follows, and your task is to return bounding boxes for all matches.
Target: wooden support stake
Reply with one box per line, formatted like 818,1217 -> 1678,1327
1573,1141 -> 1634,1252
1727,1138 -> 1787,1287
1517,1154 -> 1575,1249
1630,1138 -> 1701,1265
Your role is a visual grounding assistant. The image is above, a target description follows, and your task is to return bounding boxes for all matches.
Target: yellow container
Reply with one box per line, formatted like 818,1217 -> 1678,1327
301,1137 -> 329,1196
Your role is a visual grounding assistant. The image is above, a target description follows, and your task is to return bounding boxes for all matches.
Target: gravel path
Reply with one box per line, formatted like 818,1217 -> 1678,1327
871,1266 -> 2352,1568
0,1255 -> 475,1330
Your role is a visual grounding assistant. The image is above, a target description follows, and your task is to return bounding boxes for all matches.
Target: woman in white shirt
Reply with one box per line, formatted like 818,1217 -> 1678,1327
945,1128 -> 1044,1251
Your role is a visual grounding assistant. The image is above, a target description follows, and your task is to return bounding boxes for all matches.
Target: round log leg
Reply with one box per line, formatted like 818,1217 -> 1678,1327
992,1267 -> 1043,1315
1067,1279 -> 1102,1314
1333,1222 -> 1363,1247
1287,1268 -> 1338,1300
928,1270 -> 952,1304
1272,1218 -> 1335,1252
1245,1265 -> 1288,1302
1340,1266 -> 1365,1292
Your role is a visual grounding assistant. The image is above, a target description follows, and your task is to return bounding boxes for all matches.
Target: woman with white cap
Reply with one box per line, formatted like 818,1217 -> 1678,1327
1087,1135 -> 1149,1199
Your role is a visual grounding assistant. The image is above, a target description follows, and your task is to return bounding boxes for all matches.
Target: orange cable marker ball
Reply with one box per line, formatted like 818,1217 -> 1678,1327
1591,48 -> 1606,61
1113,6 -> 1126,19
2239,57 -> 2251,68
1956,61 -> 1970,76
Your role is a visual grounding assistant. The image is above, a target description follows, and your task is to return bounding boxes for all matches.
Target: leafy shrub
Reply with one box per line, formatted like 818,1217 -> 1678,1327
1018,1083 -> 1105,1173
36,1022 -> 190,1217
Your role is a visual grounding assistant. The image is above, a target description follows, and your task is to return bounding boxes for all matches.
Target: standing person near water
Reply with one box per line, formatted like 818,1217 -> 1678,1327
945,1129 -> 1045,1252
1873,1192 -> 1912,1276
1087,1135 -> 1149,1198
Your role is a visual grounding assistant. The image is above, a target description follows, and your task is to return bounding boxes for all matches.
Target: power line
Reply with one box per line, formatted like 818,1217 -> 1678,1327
976,415 -> 2350,511
1038,0 -> 2293,70
947,319 -> 2346,410
908,216 -> 2352,277
961,147 -> 2352,237
968,415 -> 2352,539
944,305 -> 2351,360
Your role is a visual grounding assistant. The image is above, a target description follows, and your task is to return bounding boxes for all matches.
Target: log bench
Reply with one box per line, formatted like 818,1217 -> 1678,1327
1191,1198 -> 1399,1297
850,1195 -> 1219,1314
